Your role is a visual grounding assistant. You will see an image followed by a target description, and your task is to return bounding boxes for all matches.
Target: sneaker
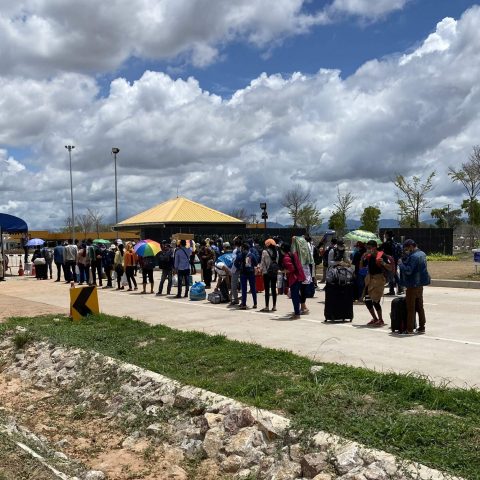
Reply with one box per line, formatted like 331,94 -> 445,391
156,292 -> 163,296
300,309 -> 310,315
259,307 -> 270,312
400,331 -> 415,336
374,320 -> 386,327
416,327 -> 425,334
366,319 -> 377,326
290,314 -> 301,320
271,307 -> 277,312
252,305 -> 257,309
239,305 -> 247,310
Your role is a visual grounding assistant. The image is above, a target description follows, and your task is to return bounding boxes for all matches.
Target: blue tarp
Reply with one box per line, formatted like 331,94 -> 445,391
0,213 -> 28,233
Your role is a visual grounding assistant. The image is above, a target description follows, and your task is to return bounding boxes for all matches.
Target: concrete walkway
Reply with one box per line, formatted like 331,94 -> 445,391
1,274 -> 479,388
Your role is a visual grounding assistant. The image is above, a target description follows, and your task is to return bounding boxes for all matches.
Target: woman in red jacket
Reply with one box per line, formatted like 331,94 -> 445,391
281,243 -> 306,320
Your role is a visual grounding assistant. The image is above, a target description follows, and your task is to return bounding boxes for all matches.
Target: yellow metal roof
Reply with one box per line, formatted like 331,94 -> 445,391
118,197 -> 244,226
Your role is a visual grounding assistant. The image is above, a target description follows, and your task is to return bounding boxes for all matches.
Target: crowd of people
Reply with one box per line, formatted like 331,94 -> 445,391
23,231 -> 430,333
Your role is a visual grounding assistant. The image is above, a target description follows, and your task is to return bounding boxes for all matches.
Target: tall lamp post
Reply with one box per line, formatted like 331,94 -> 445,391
112,147 -> 120,238
65,145 -> 75,242
260,203 -> 268,230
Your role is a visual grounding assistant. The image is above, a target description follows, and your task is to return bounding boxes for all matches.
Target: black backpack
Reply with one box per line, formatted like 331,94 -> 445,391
157,251 -> 172,270
313,246 -> 322,266
266,248 -> 280,278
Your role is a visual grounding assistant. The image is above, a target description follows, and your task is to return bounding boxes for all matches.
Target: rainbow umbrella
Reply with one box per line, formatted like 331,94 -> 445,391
134,239 -> 161,257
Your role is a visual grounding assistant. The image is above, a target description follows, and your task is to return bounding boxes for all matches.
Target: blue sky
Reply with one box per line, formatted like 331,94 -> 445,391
108,0 -> 479,97
1,1 -> 480,229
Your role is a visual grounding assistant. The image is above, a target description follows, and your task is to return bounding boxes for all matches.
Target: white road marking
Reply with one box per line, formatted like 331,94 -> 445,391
106,289 -> 480,347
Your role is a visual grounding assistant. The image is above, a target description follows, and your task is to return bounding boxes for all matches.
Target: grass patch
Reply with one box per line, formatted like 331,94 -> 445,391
427,253 -> 459,262
1,314 -> 479,479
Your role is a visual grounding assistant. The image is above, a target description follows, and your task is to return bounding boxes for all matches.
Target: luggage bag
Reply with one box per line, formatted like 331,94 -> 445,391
324,283 -> 353,322
390,297 -> 416,332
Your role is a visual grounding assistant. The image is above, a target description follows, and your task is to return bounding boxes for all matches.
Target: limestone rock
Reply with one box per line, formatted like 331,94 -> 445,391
84,471 -> 106,480
313,474 -> 333,480
265,459 -> 302,480
363,462 -> 388,480
335,443 -> 364,475
180,438 -> 204,459
204,412 -> 225,429
256,414 -> 290,440
301,452 -> 329,478
221,454 -> 243,473
202,428 -> 225,459
225,427 -> 265,456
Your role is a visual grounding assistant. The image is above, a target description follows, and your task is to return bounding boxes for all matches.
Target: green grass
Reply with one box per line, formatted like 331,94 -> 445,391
1,314 -> 479,479
427,253 -> 459,261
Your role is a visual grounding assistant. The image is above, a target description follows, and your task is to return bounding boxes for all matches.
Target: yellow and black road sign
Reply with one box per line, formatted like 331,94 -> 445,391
70,286 -> 99,321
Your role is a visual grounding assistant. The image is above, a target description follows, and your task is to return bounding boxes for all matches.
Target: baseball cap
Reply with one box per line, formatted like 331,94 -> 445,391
403,239 -> 416,247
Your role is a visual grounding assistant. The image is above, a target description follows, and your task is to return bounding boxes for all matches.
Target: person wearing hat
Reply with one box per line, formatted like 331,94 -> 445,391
362,240 -> 393,327
398,239 -> 430,335
259,238 -> 280,312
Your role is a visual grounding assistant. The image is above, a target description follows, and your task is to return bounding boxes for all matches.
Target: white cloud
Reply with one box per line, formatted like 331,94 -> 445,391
0,0 -> 411,76
328,0 -> 410,19
1,6 -> 480,229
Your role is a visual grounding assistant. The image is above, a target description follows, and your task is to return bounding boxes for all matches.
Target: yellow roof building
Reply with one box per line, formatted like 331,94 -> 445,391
116,197 -> 243,228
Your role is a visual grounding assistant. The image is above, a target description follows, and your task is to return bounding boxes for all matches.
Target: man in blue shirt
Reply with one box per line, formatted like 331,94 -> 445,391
398,239 -> 431,335
53,241 -> 65,282
174,239 -> 192,298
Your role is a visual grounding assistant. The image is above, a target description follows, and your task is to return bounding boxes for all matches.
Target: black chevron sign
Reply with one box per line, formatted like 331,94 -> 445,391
70,286 -> 99,320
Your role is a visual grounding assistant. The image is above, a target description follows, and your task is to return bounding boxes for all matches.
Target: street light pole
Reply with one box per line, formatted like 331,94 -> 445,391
65,145 -> 75,242
112,148 -> 120,238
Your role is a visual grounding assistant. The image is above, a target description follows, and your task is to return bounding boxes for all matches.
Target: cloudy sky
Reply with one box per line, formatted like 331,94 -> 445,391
1,0 -> 479,229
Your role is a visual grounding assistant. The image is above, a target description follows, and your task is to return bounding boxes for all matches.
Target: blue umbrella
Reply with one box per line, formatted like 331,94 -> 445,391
26,238 -> 45,247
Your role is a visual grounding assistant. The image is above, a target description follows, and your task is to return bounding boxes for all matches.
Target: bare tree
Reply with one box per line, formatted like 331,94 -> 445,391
282,184 -> 311,227
87,208 -> 104,239
394,172 -> 436,228
228,208 -> 250,223
297,203 -> 323,234
449,146 -> 480,246
333,188 -> 356,221
76,213 -> 93,240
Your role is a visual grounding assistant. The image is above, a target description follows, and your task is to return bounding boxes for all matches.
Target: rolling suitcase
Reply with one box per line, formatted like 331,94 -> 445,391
390,297 -> 416,332
324,283 -> 354,322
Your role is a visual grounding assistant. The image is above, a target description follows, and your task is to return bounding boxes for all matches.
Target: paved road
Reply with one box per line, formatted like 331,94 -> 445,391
1,274 -> 479,388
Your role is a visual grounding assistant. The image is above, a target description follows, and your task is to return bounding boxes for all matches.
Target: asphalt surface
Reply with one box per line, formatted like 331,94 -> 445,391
1,273 -> 479,388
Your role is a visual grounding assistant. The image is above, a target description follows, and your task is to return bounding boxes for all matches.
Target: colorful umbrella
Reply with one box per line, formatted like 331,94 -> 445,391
344,230 -> 382,244
26,238 -> 45,247
134,239 -> 161,257
93,239 -> 111,245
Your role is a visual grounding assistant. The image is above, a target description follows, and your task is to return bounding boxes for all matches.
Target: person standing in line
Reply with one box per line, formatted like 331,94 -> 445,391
292,236 -> 314,315
94,244 -> 104,287
114,244 -> 125,290
76,243 -> 88,285
381,231 -> 404,296
238,241 -> 259,310
157,241 -> 174,296
102,245 -> 115,288
362,240 -> 392,327
140,255 -> 155,294
53,241 -> 64,282
174,239 -> 192,298
228,237 -> 242,307
64,239 -> 78,283
398,239 -> 430,335
123,242 -> 138,291
41,244 -> 54,279
281,243 -> 306,320
21,234 -> 29,263
86,239 -> 96,286
198,240 -> 215,289
259,238 -> 279,312
351,241 -> 367,301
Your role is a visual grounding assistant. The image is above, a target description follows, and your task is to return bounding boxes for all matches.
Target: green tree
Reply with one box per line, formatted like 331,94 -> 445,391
430,207 -> 463,229
360,206 -> 381,233
394,171 -> 436,228
297,203 -> 322,234
461,199 -> 480,226
328,211 -> 346,235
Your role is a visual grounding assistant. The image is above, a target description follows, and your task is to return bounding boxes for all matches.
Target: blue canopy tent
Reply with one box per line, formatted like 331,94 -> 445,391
0,214 -> 28,279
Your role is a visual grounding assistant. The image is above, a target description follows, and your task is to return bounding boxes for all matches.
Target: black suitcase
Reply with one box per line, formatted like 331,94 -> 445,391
35,263 -> 48,280
390,297 -> 416,332
324,283 -> 354,322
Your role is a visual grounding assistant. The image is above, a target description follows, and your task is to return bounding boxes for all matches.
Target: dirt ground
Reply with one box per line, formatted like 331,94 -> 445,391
0,293 -> 65,323
427,260 -> 480,280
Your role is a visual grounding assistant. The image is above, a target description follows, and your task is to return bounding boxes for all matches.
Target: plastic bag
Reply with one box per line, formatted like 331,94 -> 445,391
190,281 -> 206,301
172,274 -> 178,286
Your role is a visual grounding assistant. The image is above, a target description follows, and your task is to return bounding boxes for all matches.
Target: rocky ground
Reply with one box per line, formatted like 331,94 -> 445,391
0,325 -> 463,480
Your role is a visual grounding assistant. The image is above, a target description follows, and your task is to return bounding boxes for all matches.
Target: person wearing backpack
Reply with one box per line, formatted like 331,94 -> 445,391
238,241 -> 259,310
362,240 -> 393,327
381,231 -> 404,296
281,243 -> 306,320
156,241 -> 174,295
259,238 -> 279,312
41,244 -> 54,279
398,239 -> 430,335
53,241 -> 65,282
